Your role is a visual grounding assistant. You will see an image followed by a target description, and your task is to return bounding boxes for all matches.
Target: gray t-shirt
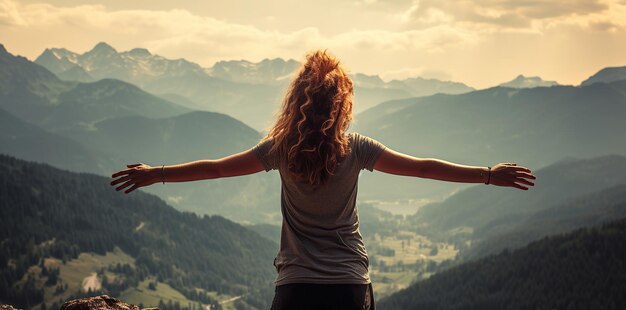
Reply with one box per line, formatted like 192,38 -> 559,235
253,132 -> 387,285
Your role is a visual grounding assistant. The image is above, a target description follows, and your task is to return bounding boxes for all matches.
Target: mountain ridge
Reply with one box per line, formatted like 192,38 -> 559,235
1,45 -> 189,132
353,80 -> 626,202
581,65 -> 626,86
498,74 -> 559,88
412,154 -> 626,236
33,42 -> 478,129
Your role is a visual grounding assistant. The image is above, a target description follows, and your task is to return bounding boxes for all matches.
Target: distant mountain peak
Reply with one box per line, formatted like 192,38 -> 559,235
40,47 -> 75,60
0,43 -> 7,54
259,57 -> 297,65
207,57 -> 301,84
127,48 -> 151,57
40,48 -> 55,56
499,74 -> 558,89
90,42 -> 117,54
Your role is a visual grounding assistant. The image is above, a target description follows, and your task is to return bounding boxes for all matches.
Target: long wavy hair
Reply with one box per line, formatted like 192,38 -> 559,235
265,50 -> 354,186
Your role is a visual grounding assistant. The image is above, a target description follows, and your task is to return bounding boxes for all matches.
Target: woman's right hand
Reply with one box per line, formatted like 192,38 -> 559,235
489,163 -> 536,190
110,163 -> 159,194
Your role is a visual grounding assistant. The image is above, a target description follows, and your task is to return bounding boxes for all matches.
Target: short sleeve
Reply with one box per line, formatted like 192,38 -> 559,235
252,138 -> 279,172
352,133 -> 387,171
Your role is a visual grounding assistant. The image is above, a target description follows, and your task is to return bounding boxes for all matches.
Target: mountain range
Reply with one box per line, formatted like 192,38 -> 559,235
5,41 -> 626,223
34,42 -> 476,129
35,42 -> 206,84
0,43 -> 188,132
34,42 -> 302,130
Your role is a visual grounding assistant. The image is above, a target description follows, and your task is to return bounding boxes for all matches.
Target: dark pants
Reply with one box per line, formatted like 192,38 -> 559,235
270,283 -> 375,310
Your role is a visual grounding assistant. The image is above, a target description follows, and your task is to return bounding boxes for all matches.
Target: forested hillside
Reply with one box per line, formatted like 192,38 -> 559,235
354,79 -> 626,204
467,183 -> 626,259
403,155 -> 626,261
379,218 -> 626,310
0,155 -> 277,309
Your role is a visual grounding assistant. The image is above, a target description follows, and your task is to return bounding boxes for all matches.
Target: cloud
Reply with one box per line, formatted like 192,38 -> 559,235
0,0 -> 26,26
0,0 -> 478,64
380,67 -> 425,81
380,67 -> 453,81
401,0 -> 611,30
3,0 -> 625,89
589,20 -> 621,32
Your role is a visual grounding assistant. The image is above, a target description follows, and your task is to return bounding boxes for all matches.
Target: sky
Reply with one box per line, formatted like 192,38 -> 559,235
1,0 -> 626,88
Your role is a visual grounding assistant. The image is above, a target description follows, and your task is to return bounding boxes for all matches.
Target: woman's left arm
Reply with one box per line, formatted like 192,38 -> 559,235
110,149 -> 264,194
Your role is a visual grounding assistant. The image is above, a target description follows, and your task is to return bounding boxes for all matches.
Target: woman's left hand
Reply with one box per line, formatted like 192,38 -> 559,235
110,163 -> 158,194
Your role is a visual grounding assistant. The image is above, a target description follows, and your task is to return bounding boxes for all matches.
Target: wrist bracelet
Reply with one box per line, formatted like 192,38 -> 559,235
485,166 -> 491,185
161,165 -> 165,184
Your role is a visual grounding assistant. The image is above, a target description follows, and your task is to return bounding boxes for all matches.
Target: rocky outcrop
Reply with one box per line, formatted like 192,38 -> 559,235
59,295 -> 158,310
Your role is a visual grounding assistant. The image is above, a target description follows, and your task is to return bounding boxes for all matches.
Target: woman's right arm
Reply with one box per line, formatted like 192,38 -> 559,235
110,148 -> 265,194
372,148 -> 536,190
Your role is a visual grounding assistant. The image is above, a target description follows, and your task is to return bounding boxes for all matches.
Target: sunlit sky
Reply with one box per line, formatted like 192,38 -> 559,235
2,0 -> 626,88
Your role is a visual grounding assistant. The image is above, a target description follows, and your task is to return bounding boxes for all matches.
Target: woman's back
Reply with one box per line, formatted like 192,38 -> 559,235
254,132 -> 386,285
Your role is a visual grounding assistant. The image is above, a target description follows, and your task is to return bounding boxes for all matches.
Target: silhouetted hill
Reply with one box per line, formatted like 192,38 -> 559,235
63,110 -> 259,161
0,43 -> 71,121
354,81 -> 626,202
81,111 -> 276,220
0,107 -> 112,175
581,65 -> 626,86
57,110 -> 281,222
44,79 -> 189,131
0,154 -> 277,309
379,218 -> 626,309
413,155 -> 626,236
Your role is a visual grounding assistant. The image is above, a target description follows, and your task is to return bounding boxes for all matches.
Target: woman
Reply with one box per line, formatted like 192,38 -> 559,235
111,50 -> 536,309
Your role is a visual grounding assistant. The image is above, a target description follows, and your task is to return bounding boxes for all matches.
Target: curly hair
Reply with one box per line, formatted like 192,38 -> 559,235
265,50 -> 354,186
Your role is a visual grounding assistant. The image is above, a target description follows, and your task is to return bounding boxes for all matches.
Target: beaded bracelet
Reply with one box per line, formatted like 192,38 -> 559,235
485,166 -> 491,185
